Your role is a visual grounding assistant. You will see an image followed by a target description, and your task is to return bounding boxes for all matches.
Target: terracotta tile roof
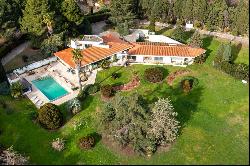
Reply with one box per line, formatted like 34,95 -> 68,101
102,34 -> 129,44
128,43 -> 205,57
54,34 -> 133,68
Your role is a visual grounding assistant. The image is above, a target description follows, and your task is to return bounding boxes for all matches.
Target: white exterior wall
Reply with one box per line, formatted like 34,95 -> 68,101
130,55 -> 195,66
163,57 -> 172,64
135,55 -> 144,62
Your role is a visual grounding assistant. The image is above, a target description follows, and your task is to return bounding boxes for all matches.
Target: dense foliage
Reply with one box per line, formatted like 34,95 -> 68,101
188,31 -> 203,48
214,43 -> 249,81
38,103 -> 63,130
109,0 -> 135,35
0,146 -> 29,165
99,93 -> 180,155
40,33 -> 64,56
10,82 -> 23,98
84,83 -> 100,95
144,67 -> 164,83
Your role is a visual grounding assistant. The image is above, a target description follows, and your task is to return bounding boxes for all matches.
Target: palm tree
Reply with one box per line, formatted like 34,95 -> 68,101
72,49 -> 83,90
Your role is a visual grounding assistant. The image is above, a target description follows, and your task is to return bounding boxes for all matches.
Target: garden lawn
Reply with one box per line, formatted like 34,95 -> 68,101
0,37 -> 249,164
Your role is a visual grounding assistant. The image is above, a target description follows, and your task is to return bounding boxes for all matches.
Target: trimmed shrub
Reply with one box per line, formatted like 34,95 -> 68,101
144,67 -> 164,83
51,138 -> 65,152
38,103 -> 63,130
77,90 -> 87,101
101,85 -> 114,98
67,98 -> 81,115
181,79 -> 192,93
78,135 -> 95,150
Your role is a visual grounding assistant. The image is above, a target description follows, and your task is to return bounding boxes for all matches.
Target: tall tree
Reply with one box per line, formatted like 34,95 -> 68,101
72,49 -> 83,90
231,0 -> 249,35
61,0 -> 84,25
141,0 -> 169,31
0,0 -> 24,39
20,0 -> 54,37
109,0 -> 135,36
205,0 -> 228,31
187,31 -> 203,48
192,0 -> 207,23
181,0 -> 193,22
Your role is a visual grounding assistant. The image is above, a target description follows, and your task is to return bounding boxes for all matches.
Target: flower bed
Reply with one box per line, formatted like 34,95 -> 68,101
166,69 -> 191,86
113,75 -> 140,91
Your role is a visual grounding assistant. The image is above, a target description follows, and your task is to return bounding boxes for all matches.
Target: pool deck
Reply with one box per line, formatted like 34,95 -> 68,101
18,61 -> 98,108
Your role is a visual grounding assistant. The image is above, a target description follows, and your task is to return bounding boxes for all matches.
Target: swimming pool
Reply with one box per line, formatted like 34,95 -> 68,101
32,76 -> 69,101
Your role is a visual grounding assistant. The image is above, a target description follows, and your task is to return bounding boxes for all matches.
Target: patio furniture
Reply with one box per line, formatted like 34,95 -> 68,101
37,100 -> 43,106
30,96 -> 38,101
33,98 -> 39,104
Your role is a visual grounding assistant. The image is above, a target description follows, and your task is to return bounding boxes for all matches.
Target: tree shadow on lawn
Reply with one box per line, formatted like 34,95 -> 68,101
81,95 -> 94,110
202,35 -> 214,61
170,85 -> 204,133
97,66 -> 124,85
231,43 -> 242,62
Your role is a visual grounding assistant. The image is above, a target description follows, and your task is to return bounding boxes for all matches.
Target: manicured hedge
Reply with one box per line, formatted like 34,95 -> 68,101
78,135 -> 95,150
38,103 -> 63,130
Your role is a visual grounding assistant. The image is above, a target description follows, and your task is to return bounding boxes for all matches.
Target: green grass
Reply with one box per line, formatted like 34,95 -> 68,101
0,37 -> 249,164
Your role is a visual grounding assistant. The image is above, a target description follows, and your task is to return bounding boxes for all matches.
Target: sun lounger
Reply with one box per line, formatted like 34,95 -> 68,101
37,100 -> 43,106
30,96 -> 38,101
33,98 -> 39,103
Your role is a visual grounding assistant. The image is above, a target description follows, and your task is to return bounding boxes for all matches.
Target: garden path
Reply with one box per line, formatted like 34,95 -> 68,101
1,41 -> 30,65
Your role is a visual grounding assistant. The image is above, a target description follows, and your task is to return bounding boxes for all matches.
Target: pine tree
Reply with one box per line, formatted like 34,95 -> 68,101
20,0 -> 53,36
141,0 -> 169,31
109,0 -> 135,36
61,0 -> 84,25
192,0 -> 207,23
181,0 -> 193,22
188,31 -> 203,48
205,0 -> 228,31
231,0 -> 249,35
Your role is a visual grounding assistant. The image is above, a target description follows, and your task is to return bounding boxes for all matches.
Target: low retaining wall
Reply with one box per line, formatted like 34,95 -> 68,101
13,56 -> 57,75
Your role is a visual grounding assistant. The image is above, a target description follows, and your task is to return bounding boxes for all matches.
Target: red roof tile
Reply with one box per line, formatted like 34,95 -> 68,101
128,43 -> 205,57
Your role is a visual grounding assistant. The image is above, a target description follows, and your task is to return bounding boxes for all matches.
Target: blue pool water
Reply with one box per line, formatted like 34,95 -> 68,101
32,76 -> 68,101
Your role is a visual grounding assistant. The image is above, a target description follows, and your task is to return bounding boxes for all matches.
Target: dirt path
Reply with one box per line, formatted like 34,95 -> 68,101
1,41 -> 30,65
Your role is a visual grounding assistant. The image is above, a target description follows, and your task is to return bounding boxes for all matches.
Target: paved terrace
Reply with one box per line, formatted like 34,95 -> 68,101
20,61 -> 98,108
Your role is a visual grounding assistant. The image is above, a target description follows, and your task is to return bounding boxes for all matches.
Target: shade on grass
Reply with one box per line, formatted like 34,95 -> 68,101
0,37 -> 249,164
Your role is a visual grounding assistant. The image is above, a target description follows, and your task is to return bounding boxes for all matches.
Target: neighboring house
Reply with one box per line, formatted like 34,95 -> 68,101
54,33 -> 205,73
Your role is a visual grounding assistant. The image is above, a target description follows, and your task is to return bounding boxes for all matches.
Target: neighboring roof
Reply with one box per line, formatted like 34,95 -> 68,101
102,34 -> 129,44
128,43 -> 206,57
54,34 -> 133,68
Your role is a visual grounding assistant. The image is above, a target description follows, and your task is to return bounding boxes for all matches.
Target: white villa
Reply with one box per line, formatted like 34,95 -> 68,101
6,30 -> 205,107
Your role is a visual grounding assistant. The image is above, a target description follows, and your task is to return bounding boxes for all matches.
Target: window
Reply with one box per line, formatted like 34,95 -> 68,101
154,57 -> 163,61
85,44 -> 92,48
